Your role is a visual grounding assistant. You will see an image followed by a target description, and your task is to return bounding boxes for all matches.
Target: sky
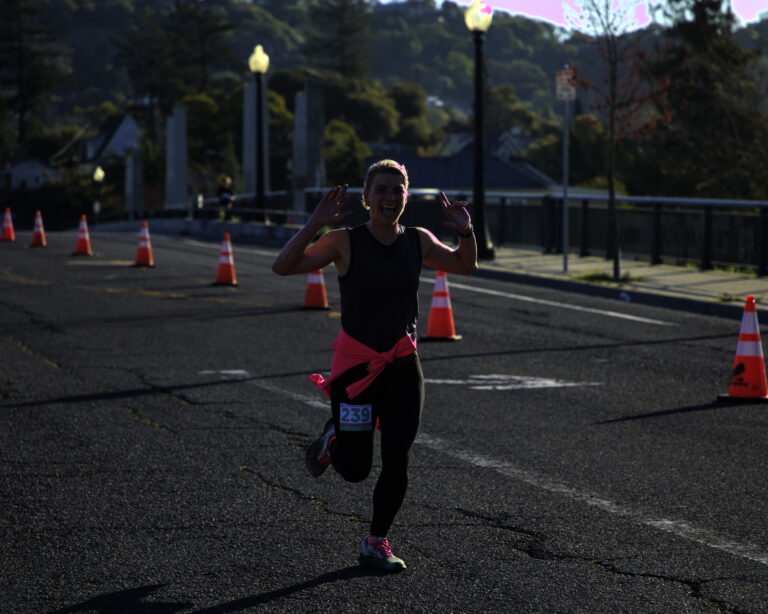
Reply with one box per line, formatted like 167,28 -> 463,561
389,1 -> 768,29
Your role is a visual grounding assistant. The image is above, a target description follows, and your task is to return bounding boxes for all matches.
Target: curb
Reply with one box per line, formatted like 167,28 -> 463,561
475,266 -> 745,321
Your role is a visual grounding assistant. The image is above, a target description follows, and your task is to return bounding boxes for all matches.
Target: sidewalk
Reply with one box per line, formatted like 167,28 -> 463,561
480,245 -> 768,319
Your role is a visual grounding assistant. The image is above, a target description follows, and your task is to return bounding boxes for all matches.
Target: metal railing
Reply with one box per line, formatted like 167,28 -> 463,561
163,187 -> 768,276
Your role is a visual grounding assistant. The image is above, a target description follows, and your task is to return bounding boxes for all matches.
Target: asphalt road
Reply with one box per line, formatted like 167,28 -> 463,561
2,230 -> 767,613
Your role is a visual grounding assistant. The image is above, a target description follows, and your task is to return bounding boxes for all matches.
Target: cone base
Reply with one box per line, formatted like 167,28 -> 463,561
302,305 -> 330,310
30,244 -> 46,248
716,393 -> 768,404
72,251 -> 94,256
212,281 -> 238,287
132,263 -> 155,268
420,335 -> 462,342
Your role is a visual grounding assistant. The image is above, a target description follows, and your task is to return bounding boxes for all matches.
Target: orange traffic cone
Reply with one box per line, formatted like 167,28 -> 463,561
1,207 -> 15,242
421,271 -> 461,341
717,295 -> 768,403
213,232 -> 237,286
72,215 -> 93,256
30,211 -> 47,247
303,269 -> 330,310
133,221 -> 155,267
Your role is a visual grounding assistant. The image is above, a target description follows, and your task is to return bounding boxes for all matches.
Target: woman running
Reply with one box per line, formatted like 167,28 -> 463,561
272,159 -> 477,572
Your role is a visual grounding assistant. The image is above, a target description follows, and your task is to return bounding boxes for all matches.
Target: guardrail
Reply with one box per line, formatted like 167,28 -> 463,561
163,188 -> 768,276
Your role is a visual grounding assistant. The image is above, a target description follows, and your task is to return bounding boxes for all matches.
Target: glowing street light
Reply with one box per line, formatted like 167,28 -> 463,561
248,45 -> 269,217
465,1 -> 494,260
92,165 -> 105,224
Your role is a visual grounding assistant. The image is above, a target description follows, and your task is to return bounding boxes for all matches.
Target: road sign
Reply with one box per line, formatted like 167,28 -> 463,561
556,68 -> 576,101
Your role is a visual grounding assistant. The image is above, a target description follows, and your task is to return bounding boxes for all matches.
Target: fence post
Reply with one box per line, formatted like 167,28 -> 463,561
498,197 -> 506,245
542,196 -> 554,253
651,203 -> 662,264
579,198 -> 590,257
701,205 -> 712,270
760,206 -> 767,277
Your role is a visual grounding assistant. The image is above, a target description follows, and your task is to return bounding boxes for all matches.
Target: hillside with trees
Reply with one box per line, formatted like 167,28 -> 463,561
1,0 -> 767,219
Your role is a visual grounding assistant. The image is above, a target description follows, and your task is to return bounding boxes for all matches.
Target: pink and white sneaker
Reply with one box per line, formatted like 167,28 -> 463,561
359,536 -> 406,572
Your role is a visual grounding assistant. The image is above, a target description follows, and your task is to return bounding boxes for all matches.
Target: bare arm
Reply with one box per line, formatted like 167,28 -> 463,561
419,192 -> 478,275
272,185 -> 352,276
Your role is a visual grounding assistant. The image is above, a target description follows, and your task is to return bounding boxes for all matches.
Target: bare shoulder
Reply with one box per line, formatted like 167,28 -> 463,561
414,226 -> 440,254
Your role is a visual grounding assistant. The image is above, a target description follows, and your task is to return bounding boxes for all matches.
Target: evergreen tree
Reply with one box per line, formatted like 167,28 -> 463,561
305,0 -> 372,79
642,0 -> 768,199
166,0 -> 237,93
0,0 -> 70,153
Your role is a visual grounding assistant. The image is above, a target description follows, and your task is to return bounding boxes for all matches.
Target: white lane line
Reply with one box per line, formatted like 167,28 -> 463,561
416,433 -> 768,567
424,276 -> 676,327
207,370 -> 768,568
424,374 -> 602,390
180,238 -> 277,257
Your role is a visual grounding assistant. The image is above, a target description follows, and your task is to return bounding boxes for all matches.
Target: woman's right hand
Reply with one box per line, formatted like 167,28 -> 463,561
308,184 -> 353,229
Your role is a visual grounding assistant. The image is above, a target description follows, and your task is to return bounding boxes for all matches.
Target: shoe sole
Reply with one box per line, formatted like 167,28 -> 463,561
359,554 -> 406,572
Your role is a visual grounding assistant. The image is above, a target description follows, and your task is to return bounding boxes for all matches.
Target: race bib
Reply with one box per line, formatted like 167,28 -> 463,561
339,403 -> 374,431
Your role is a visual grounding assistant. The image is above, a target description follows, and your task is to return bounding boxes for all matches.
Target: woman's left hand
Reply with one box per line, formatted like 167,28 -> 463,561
439,192 -> 472,233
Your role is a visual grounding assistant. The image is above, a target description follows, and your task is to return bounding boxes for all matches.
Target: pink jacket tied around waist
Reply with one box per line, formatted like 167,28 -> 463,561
310,330 -> 417,399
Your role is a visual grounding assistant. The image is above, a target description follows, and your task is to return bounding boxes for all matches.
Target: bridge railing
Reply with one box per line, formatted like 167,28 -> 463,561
162,188 -> 768,276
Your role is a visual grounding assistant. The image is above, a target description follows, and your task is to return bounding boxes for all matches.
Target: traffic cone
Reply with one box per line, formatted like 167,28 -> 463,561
72,215 -> 93,256
30,211 -> 47,247
421,271 -> 461,341
213,232 -> 237,286
303,269 -> 330,310
1,208 -> 15,242
717,295 -> 768,403
133,221 -> 155,267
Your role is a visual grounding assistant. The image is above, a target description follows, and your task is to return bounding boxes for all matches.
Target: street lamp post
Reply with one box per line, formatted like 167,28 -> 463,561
92,165 -> 105,225
465,1 -> 494,260
248,45 -> 270,220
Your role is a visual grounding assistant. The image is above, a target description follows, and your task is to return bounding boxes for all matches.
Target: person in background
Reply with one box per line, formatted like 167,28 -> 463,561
272,159 -> 477,572
217,175 -> 235,220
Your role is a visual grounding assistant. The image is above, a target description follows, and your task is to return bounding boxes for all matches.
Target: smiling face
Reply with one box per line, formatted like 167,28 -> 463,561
364,171 -> 409,226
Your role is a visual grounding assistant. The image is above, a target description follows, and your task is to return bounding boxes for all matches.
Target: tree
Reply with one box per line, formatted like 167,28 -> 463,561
165,0 -> 237,93
323,119 -> 371,185
527,112 -> 607,187
305,0 -> 372,79
641,0 -> 768,199
565,0 -> 663,280
389,82 -> 439,150
115,20 -> 183,141
0,0 -> 70,154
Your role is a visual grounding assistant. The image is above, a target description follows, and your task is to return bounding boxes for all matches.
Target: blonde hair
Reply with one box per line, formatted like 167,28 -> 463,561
361,159 -> 409,210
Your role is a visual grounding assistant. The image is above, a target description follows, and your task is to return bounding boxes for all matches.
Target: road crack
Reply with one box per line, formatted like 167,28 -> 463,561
454,507 -> 750,613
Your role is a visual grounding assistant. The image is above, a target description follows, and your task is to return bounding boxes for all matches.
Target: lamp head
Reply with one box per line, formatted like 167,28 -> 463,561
92,166 -> 105,183
465,0 -> 493,32
248,44 -> 270,74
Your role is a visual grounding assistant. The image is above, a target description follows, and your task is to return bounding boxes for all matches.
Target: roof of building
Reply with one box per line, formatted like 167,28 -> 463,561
385,144 -> 556,191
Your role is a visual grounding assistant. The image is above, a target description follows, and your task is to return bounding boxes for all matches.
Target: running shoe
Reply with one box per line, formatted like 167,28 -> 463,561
305,418 -> 335,477
359,536 -> 406,572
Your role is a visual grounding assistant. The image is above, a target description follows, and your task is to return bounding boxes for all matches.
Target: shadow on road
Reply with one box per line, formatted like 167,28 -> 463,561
418,332 -> 733,364
1,368 -> 328,409
192,566 -> 385,613
50,584 -> 193,613
596,401 -> 729,424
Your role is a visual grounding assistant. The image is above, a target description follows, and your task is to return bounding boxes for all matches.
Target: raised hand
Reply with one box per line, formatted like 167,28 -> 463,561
309,184 -> 353,229
439,191 -> 472,233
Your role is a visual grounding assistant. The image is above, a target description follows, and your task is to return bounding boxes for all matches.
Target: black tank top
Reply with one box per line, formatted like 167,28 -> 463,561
339,224 -> 422,352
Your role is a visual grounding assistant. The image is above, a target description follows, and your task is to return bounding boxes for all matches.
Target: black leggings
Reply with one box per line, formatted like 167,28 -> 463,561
329,353 -> 424,537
